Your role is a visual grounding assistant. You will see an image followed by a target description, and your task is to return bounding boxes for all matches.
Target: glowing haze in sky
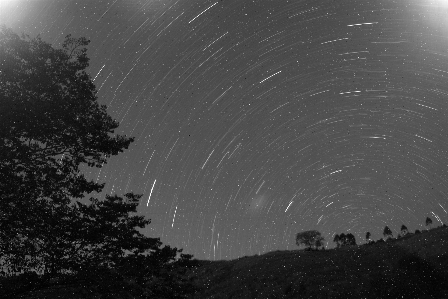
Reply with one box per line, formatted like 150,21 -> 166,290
2,0 -> 448,260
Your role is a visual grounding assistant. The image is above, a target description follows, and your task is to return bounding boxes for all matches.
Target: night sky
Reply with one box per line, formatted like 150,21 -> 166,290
3,0 -> 448,260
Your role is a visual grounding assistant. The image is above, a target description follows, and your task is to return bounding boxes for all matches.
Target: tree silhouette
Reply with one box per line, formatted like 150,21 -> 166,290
426,217 -> 433,228
0,26 -> 135,272
365,232 -> 371,242
383,226 -> 393,239
1,193 -> 197,298
0,26 -> 133,201
400,224 -> 408,236
339,233 -> 346,246
295,230 -> 324,251
338,233 -> 356,246
347,233 -> 356,246
0,27 -> 196,298
333,234 -> 341,248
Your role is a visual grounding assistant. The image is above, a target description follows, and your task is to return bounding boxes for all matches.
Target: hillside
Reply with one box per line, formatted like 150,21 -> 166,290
188,226 -> 448,298
3,227 -> 447,298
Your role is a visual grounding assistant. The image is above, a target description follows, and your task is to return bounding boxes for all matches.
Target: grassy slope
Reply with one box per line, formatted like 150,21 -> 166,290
189,226 -> 448,298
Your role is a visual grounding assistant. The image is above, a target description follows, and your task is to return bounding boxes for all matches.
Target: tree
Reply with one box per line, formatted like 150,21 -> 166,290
339,233 -> 346,247
365,232 -> 371,242
295,230 -> 324,251
333,234 -> 340,248
315,237 -> 324,250
426,217 -> 433,229
1,192 -> 198,298
383,226 -> 393,239
0,26 -> 132,265
43,193 -> 163,274
0,25 -> 132,277
400,224 -> 408,236
345,233 -> 357,246
337,233 -> 356,247
0,26 -> 134,219
0,27 -> 197,298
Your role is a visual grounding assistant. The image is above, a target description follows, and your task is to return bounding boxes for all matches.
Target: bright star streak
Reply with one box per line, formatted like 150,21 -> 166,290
147,179 -> 156,206
188,2 -> 218,24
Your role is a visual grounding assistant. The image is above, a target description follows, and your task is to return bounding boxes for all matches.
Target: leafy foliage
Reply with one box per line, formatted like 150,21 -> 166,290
0,27 -> 197,298
0,26 -> 136,274
0,25 -> 133,202
334,233 -> 356,247
0,25 -> 130,276
295,230 -> 324,250
344,233 -> 356,246
0,190 -> 199,298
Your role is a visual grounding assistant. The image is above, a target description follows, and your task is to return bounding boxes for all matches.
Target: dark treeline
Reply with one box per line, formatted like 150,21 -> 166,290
295,216 -> 445,251
363,216 -> 444,246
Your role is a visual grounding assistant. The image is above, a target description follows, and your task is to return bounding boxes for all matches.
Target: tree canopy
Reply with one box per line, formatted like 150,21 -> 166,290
344,233 -> 356,246
383,226 -> 393,239
1,25 -> 132,276
400,224 -> 408,236
333,233 -> 356,247
295,230 -> 324,250
0,25 -> 134,203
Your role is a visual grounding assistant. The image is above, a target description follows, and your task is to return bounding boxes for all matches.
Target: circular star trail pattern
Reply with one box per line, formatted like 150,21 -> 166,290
3,0 -> 448,260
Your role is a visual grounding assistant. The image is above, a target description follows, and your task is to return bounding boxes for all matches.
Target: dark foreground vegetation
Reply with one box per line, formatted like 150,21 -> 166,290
189,225 -> 448,298
3,224 -> 447,298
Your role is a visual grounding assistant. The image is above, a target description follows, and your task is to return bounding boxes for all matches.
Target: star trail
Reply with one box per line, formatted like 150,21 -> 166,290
2,0 -> 448,260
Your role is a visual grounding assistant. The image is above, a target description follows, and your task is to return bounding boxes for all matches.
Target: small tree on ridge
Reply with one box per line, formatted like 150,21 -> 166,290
383,226 -> 393,239
296,230 -> 324,251
366,232 -> 371,243
400,224 -> 408,236
333,234 -> 340,248
346,233 -> 357,246
426,217 -> 433,229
